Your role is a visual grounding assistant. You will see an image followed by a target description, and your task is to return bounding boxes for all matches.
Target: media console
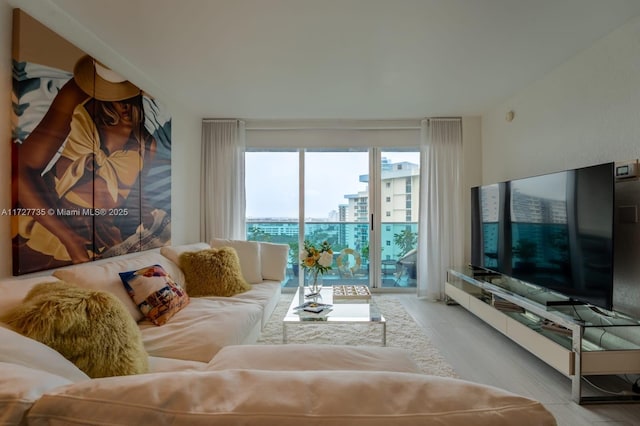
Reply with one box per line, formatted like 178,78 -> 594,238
446,266 -> 640,404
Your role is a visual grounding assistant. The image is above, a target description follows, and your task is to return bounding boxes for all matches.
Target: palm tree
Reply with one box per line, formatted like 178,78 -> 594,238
248,226 -> 271,242
393,229 -> 417,257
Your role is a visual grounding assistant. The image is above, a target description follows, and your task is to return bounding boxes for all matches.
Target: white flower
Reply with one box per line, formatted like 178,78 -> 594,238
318,251 -> 333,268
299,249 -> 309,261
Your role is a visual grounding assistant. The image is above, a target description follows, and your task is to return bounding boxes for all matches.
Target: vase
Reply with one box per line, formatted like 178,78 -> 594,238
307,269 -> 323,294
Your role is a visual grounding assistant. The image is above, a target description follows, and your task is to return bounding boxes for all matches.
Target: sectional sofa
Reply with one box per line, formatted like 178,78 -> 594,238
0,240 -> 557,425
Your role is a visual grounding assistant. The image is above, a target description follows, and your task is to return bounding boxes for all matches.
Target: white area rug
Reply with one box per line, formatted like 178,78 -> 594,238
258,294 -> 458,378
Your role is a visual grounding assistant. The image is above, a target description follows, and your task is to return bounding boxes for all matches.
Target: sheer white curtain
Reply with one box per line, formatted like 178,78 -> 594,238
200,120 -> 246,241
417,118 -> 464,300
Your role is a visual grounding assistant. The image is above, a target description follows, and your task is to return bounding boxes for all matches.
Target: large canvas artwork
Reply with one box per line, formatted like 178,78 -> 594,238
10,10 -> 171,275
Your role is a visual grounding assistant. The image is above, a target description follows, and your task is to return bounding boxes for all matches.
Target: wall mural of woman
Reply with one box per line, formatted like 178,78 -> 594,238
11,10 -> 171,275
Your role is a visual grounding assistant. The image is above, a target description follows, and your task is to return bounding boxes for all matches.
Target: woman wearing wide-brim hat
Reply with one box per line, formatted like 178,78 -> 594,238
15,55 -> 157,272
72,54 -> 141,101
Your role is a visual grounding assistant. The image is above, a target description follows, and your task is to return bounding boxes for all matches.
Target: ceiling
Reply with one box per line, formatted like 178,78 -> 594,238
33,0 -> 640,119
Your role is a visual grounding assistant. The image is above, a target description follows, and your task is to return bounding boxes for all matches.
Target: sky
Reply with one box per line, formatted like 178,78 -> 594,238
246,151 -> 420,219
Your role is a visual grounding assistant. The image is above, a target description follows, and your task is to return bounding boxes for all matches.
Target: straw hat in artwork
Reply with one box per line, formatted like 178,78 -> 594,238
73,54 -> 140,101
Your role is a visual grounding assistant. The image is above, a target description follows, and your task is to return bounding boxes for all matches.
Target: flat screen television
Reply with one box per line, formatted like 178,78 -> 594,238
471,162 -> 615,310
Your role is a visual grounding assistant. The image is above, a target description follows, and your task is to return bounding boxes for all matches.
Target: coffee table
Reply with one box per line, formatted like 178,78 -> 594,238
282,286 -> 386,345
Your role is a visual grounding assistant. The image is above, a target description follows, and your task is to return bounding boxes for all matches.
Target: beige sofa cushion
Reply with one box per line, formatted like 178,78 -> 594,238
226,281 -> 281,327
0,362 -> 73,426
0,326 -> 90,383
27,369 -> 557,426
148,356 -> 207,373
138,298 -> 263,362
207,344 -> 420,373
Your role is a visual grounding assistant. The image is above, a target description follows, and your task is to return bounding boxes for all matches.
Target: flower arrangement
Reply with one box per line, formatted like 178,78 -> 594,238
300,240 -> 333,275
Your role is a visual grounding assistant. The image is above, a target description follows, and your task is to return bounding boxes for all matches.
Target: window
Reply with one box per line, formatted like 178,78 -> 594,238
246,149 -> 370,288
304,150 -> 370,287
245,150 -> 300,282
245,146 -> 420,289
379,150 -> 420,288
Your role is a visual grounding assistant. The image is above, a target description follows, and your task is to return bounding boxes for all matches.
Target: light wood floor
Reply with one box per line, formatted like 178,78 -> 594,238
394,294 -> 640,426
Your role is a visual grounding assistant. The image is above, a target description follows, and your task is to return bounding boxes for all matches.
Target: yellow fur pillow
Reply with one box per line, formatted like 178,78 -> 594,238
1,281 -> 148,378
179,247 -> 252,297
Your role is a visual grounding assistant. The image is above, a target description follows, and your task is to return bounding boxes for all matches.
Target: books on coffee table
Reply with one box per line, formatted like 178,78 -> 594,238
292,301 -> 333,316
333,285 -> 371,300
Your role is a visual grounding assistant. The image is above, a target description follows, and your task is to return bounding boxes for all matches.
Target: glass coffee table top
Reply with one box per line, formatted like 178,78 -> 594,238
282,286 -> 386,345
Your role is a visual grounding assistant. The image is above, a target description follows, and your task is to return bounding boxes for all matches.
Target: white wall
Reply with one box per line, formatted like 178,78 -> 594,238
0,0 -> 202,278
481,15 -> 640,183
480,15 -> 640,315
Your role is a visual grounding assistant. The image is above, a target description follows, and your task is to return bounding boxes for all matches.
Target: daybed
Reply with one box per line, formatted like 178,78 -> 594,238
0,240 -> 557,425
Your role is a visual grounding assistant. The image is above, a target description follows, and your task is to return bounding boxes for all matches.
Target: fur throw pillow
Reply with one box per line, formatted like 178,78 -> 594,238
1,281 -> 148,378
179,247 -> 252,297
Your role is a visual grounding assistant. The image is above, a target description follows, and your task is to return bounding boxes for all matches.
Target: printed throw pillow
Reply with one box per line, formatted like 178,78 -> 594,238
179,247 -> 252,297
0,281 -> 148,378
119,265 -> 190,326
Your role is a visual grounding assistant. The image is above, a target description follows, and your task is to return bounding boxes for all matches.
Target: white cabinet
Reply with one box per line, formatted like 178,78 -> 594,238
446,267 -> 640,404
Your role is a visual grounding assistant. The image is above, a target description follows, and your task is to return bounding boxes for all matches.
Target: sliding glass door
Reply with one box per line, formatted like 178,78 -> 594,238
377,150 -> 420,288
245,148 -> 419,289
245,150 -> 299,283
304,150 -> 370,287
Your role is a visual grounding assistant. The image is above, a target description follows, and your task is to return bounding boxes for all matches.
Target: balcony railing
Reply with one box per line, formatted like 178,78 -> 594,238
247,221 -> 417,288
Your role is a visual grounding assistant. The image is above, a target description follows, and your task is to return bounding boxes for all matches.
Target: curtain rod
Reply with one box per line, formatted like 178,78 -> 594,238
202,118 -> 241,123
426,117 -> 462,122
245,126 -> 421,131
201,117 -> 461,128
243,119 -> 423,131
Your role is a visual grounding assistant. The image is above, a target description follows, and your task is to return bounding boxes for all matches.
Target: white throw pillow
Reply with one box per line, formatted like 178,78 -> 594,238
259,242 -> 289,282
0,276 -> 59,316
0,325 -> 89,382
160,242 -> 211,266
209,239 -> 262,284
